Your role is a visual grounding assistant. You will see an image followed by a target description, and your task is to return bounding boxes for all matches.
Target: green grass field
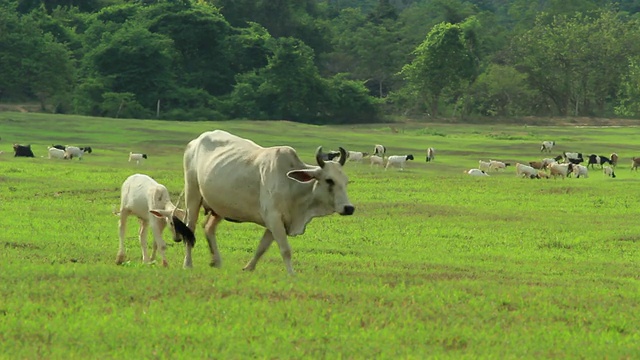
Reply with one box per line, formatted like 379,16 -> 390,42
1,112 -> 639,359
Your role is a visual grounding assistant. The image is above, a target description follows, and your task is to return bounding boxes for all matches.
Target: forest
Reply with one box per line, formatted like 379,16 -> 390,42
3,0 -> 640,123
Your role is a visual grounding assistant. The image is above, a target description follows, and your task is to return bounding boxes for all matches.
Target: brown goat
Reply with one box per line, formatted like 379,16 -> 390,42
631,157 -> 640,171
529,161 -> 544,170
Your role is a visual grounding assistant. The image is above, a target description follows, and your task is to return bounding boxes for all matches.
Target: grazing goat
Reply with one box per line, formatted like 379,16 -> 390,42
603,166 -> 616,178
347,151 -> 368,162
115,174 -> 192,267
489,160 -> 510,171
572,164 -> 589,178
541,141 -> 555,153
587,154 -> 611,169
48,147 -> 66,159
548,162 -> 574,179
426,147 -> 435,162
529,161 -> 545,170
129,152 -> 148,164
370,155 -> 384,167
385,154 -> 414,171
516,163 -> 540,179
373,144 -> 386,157
563,152 -> 584,164
320,150 -> 341,161
466,168 -> 489,176
479,160 -> 491,172
610,153 -> 618,167
13,144 -> 34,157
632,157 -> 640,171
64,146 -> 85,160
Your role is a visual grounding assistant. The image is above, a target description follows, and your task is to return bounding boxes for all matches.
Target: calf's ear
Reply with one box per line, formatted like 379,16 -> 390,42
287,169 -> 319,183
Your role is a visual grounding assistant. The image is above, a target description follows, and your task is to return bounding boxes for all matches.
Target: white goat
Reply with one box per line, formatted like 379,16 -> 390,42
603,166 -> 616,178
572,164 -> 589,178
64,146 -> 85,160
515,163 -> 540,179
129,152 -> 148,165
466,169 -> 489,176
385,154 -> 415,171
489,160 -> 510,171
347,151 -> 368,162
115,174 -> 192,267
48,147 -> 66,159
370,155 -> 384,167
479,160 -> 491,172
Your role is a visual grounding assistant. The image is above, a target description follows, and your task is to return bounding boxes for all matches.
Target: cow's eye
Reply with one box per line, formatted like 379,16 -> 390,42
326,179 -> 335,186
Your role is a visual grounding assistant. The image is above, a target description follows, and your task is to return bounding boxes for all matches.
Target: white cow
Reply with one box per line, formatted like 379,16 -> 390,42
426,147 -> 435,162
115,174 -> 192,267
129,152 -> 148,165
572,164 -> 589,178
370,155 -> 384,167
515,163 -> 539,179
541,141 -> 555,153
48,147 -> 66,159
466,169 -> 489,176
385,155 -> 414,171
64,146 -> 85,160
178,130 -> 354,275
373,144 -> 386,157
347,151 -> 368,162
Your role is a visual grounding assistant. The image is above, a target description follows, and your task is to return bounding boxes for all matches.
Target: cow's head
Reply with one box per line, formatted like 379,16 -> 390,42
287,146 -> 355,216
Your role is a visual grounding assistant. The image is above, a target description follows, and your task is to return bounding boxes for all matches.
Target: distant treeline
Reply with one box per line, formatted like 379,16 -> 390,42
3,0 -> 640,122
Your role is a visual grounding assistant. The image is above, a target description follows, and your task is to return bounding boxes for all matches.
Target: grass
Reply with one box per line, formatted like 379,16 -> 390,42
1,112 -> 639,359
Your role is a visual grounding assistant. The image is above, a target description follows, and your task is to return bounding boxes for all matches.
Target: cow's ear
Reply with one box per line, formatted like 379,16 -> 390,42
287,169 -> 318,183
150,209 -> 171,218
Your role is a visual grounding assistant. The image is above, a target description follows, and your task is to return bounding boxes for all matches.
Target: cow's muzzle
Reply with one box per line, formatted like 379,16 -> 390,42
340,205 -> 355,216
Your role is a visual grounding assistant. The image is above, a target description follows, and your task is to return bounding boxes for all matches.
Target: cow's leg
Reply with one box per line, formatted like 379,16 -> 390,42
116,209 -> 130,264
203,214 -> 223,267
139,219 -> 151,263
182,174 -> 202,269
150,219 -> 168,267
244,229 -> 274,272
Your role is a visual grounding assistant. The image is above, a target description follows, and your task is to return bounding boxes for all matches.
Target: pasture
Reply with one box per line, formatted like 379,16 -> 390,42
1,112 -> 639,358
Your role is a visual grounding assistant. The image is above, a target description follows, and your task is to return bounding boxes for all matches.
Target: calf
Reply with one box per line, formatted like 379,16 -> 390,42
603,166 -> 616,178
541,140 -> 555,153
48,147 -> 66,159
370,155 -> 384,167
115,174 -> 192,267
466,169 -> 489,176
426,147 -> 435,162
129,152 -> 148,164
548,162 -> 574,179
572,164 -> 589,178
64,146 -> 85,160
385,154 -> 414,171
13,144 -> 34,157
515,163 -> 540,179
587,154 -> 611,169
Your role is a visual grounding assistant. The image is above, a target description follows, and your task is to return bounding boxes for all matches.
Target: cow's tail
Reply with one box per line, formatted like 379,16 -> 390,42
173,217 -> 195,247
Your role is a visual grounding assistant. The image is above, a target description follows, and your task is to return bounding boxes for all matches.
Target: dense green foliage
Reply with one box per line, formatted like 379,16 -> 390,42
4,0 -> 640,121
1,113 -> 639,357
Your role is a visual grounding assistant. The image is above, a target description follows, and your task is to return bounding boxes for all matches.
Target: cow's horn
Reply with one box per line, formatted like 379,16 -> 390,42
315,146 -> 325,168
338,147 -> 347,166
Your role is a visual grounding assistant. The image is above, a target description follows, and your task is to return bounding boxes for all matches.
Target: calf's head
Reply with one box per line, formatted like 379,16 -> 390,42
150,207 -> 195,247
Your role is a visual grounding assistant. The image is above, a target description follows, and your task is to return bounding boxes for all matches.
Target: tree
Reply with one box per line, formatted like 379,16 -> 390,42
399,21 -> 477,116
